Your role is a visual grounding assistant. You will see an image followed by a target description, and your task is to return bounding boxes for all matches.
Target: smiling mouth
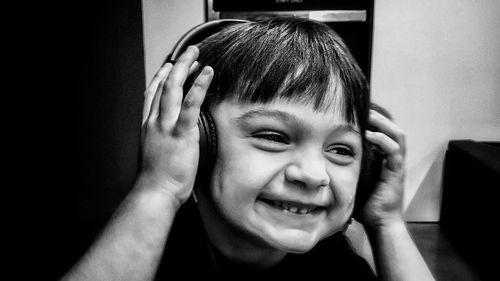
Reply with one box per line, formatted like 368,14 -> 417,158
259,198 -> 325,215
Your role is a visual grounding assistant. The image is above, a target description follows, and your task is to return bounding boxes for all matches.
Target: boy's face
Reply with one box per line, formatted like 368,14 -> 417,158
208,96 -> 363,253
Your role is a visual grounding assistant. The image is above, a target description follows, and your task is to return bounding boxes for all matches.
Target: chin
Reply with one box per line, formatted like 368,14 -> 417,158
267,229 -> 321,254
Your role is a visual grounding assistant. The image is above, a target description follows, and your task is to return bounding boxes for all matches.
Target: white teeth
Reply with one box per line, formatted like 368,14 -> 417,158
269,200 -> 316,214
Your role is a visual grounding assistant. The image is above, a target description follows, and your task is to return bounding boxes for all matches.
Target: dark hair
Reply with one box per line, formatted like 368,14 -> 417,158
192,16 -> 370,132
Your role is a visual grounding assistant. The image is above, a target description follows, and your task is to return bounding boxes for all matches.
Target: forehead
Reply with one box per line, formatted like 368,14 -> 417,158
213,94 -> 359,130
213,79 -> 356,125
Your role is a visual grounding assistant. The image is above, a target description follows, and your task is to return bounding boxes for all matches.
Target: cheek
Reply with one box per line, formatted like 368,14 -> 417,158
319,165 -> 360,237
328,164 -> 361,211
211,137 -> 283,204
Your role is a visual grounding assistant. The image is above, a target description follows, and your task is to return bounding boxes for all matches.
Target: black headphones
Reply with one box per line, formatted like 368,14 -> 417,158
165,19 -> 250,189
166,19 -> 386,218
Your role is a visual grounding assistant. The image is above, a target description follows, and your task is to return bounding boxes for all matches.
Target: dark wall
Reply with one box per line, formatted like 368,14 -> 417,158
41,0 -> 146,279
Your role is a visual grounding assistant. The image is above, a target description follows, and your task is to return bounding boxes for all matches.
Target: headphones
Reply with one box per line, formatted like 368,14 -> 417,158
165,19 -> 386,219
165,19 -> 250,189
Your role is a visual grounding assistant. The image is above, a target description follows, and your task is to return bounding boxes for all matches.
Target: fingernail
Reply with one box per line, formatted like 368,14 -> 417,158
201,66 -> 212,75
188,45 -> 199,53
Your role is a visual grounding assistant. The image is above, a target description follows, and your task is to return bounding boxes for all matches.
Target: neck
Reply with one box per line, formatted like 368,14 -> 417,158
195,189 -> 287,268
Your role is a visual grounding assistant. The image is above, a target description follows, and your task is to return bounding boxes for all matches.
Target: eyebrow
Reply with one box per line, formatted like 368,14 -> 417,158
236,109 -> 360,135
236,109 -> 299,124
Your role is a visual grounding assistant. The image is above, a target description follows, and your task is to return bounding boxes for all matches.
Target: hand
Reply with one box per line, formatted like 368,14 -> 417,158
359,109 -> 407,228
138,46 -> 214,206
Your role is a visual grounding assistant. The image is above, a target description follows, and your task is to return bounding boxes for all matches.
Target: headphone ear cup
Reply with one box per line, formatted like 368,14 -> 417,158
195,109 -> 217,190
352,103 -> 392,219
353,144 -> 383,219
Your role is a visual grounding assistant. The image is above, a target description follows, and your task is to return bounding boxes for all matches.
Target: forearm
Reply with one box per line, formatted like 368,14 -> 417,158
367,220 -> 435,281
61,176 -> 181,281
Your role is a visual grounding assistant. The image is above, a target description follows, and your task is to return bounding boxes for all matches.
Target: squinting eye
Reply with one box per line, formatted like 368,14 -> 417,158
253,131 -> 290,144
326,145 -> 355,158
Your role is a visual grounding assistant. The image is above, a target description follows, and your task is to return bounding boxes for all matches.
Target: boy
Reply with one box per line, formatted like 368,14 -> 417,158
62,17 -> 434,281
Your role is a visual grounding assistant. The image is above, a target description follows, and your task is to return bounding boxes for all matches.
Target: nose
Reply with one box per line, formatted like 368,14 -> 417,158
284,150 -> 330,189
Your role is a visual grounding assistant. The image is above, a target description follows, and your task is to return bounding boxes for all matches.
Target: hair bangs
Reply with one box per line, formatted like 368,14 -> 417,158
195,17 -> 368,127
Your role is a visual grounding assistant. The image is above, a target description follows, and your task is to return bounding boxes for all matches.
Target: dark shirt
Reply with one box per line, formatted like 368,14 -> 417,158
155,199 -> 378,280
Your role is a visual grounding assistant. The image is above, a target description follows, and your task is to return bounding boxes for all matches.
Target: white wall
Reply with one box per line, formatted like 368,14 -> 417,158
142,0 -> 500,221
371,0 -> 500,221
142,0 -> 205,84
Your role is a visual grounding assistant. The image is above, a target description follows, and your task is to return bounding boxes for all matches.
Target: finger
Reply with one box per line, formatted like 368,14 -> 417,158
145,62 -> 173,97
143,63 -> 173,125
146,77 -> 167,124
366,130 -> 404,173
189,61 -> 200,75
174,66 -> 213,135
160,46 -> 200,126
369,110 -> 407,157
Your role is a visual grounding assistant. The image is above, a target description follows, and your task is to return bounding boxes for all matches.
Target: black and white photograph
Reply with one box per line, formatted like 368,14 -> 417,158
42,0 -> 499,280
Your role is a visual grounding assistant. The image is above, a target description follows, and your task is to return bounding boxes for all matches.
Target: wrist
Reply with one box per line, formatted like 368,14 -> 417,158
364,216 -> 406,237
133,173 -> 185,211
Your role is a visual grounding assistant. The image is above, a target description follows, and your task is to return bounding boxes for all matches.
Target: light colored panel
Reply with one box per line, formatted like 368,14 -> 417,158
371,0 -> 500,221
142,0 -> 205,85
